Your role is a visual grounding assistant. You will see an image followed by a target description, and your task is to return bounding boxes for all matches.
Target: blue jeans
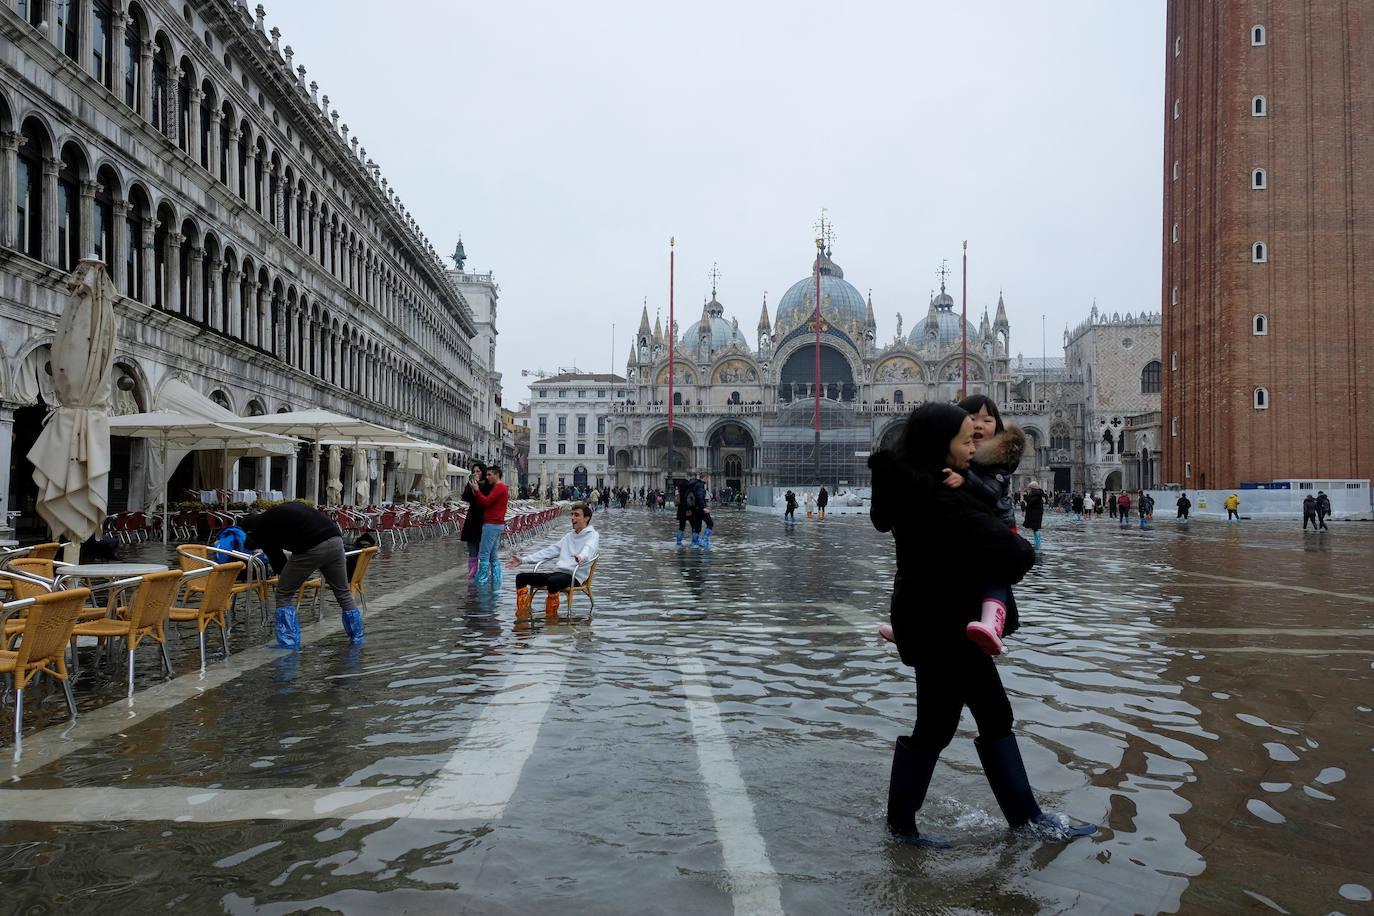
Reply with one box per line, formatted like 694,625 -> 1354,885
478,523 -> 504,569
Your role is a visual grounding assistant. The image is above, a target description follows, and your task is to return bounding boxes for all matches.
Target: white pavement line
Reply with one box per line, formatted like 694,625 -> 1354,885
4,567 -> 463,781
677,654 -> 784,916
405,648 -> 572,821
0,645 -> 572,824
1176,570 -> 1374,603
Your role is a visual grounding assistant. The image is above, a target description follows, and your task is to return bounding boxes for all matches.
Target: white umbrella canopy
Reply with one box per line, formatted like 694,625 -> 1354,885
243,411 -> 419,504
28,260 -> 117,550
423,453 -> 442,501
109,411 -> 298,540
326,445 -> 343,506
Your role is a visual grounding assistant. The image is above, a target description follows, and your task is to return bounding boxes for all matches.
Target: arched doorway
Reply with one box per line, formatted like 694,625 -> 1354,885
707,422 -> 755,493
573,465 -> 589,490
647,426 -> 693,484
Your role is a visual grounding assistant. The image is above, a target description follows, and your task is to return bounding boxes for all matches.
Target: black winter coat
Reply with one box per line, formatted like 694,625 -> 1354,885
459,479 -> 492,543
869,449 -> 1036,667
1021,490 -> 1045,531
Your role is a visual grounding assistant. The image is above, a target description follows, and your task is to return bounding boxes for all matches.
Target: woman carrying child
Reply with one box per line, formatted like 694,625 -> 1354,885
869,402 -> 1095,844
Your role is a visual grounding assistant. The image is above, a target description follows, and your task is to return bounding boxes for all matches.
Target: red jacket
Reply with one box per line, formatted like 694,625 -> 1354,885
470,480 -> 509,524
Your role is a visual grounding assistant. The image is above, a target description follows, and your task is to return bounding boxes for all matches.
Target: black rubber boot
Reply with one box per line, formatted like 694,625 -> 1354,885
975,734 -> 1097,839
886,736 -> 949,846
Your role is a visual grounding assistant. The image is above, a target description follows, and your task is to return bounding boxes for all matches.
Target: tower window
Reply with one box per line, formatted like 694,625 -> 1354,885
1171,286 -> 1178,305
1171,351 -> 1178,370
1253,241 -> 1267,262
1172,160 -> 1179,180
1252,96 -> 1267,116
1253,314 -> 1268,335
1172,223 -> 1179,242
1174,36 -> 1181,56
1172,417 -> 1178,437
1173,99 -> 1180,119
1184,460 -> 1191,477
1254,387 -> 1269,409
1252,25 -> 1266,46
1252,168 -> 1267,189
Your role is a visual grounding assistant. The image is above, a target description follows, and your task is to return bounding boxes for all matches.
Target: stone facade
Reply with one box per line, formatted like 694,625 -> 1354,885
528,373 -> 627,492
1162,2 -> 1374,488
1,0 -> 482,528
449,265 -> 504,464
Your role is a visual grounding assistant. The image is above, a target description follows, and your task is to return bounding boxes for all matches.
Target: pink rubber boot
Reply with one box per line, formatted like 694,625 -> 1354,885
966,600 -> 1006,655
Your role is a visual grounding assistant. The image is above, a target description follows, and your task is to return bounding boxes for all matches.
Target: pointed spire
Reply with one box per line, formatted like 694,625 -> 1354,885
653,315 -> 663,344
995,290 -> 1009,327
628,342 -> 637,364
638,302 -> 651,334
758,291 -> 771,330
979,308 -> 991,337
865,289 -> 876,328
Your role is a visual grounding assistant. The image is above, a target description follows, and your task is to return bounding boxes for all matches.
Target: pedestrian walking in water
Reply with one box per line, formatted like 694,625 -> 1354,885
1224,493 -> 1241,524
1071,493 -> 1084,520
1107,491 -> 1118,520
805,490 -> 816,518
1083,493 -> 1095,519
784,489 -> 798,523
868,402 -> 1096,844
1116,491 -> 1131,527
1022,482 -> 1046,550
1139,492 -> 1154,529
817,486 -> 829,519
1176,492 -> 1191,521
1316,491 -> 1331,529
459,461 -> 491,579
1302,494 -> 1319,530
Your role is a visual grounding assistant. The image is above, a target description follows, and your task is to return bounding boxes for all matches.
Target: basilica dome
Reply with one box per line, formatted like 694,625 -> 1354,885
774,251 -> 868,331
908,286 -> 977,349
684,298 -> 751,350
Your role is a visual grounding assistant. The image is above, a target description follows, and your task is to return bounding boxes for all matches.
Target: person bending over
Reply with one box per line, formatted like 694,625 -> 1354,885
506,502 -> 599,618
241,500 -> 363,649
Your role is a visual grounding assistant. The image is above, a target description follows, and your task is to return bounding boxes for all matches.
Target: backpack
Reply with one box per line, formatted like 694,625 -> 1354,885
681,482 -> 697,509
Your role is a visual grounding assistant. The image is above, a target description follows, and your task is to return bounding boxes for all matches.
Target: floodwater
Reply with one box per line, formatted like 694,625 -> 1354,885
1,506 -> 1372,915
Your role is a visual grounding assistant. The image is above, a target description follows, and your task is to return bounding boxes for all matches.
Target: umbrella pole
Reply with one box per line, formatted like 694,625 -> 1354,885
162,436 -> 170,543
312,436 -> 321,505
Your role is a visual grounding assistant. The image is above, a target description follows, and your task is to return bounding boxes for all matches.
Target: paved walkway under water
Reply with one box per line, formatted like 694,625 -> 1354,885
2,508 -> 1372,914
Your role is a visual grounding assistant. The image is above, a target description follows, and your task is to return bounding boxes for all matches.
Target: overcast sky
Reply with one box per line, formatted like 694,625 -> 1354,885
265,0 -> 1166,408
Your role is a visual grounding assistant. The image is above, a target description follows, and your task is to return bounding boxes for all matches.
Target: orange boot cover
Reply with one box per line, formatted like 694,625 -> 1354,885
515,586 -> 532,619
545,591 -> 562,618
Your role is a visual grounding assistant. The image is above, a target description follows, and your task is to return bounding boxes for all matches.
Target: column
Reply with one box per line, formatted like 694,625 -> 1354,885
187,87 -> 202,164
110,199 -> 128,291
0,406 -> 14,528
255,453 -> 270,494
79,179 -> 97,260
269,161 -> 282,230
331,333 -> 340,386
188,246 -> 203,322
110,14 -> 126,91
140,219 -> 156,305
169,67 -> 183,144
78,0 -> 93,76
208,109 -> 222,181
257,283 -> 269,350
285,449 -> 298,500
0,132 -> 17,249
226,269 -> 242,338
138,40 -> 153,123
226,128 -> 240,196
307,205 -> 316,255
206,258 -> 223,330
165,231 -> 183,312
41,157 -> 59,265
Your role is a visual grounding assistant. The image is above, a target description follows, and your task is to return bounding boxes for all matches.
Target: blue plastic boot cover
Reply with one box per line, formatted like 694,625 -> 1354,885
271,605 -> 301,650
701,528 -> 711,546
491,562 -> 503,588
341,607 -> 365,645
691,532 -> 700,545
1033,531 -> 1042,549
475,560 -> 490,584
676,530 -> 684,545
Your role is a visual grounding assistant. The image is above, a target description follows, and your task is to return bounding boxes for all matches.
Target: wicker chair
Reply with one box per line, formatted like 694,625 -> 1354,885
0,588 -> 92,739
168,561 -> 244,668
295,546 -> 379,621
69,569 -> 183,696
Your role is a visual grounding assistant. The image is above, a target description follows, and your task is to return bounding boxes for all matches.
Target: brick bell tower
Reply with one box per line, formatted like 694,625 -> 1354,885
1161,1 -> 1374,489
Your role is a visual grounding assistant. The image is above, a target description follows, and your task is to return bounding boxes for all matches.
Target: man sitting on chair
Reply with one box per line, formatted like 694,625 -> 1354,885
505,502 -> 599,618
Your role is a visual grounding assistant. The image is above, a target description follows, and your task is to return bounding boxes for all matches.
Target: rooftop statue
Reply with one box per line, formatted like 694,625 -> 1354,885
452,239 -> 466,271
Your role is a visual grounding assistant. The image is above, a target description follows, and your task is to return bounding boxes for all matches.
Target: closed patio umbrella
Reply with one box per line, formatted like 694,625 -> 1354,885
326,445 -> 343,506
241,410 -> 420,505
28,260 -> 117,556
353,446 -> 370,505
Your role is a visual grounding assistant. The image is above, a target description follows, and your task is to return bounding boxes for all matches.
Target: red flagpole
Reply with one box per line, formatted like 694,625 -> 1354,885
960,240 -> 968,399
814,238 -> 821,433
668,237 -> 675,452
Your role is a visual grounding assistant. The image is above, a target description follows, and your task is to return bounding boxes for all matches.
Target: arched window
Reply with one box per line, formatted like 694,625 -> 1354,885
1253,241 -> 1267,262
1172,160 -> 1179,180
1253,314 -> 1268,335
123,11 -> 142,110
1252,95 -> 1266,116
1050,426 -> 1071,451
1254,387 -> 1269,409
1252,168 -> 1266,189
893,390 -> 904,404
673,391 -> 682,406
1174,36 -> 1181,56
92,0 -> 114,87
1172,223 -> 1178,242
151,43 -> 170,135
15,123 -> 44,260
1252,25 -> 1266,46
1141,360 -> 1162,394
1173,99 -> 1180,119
